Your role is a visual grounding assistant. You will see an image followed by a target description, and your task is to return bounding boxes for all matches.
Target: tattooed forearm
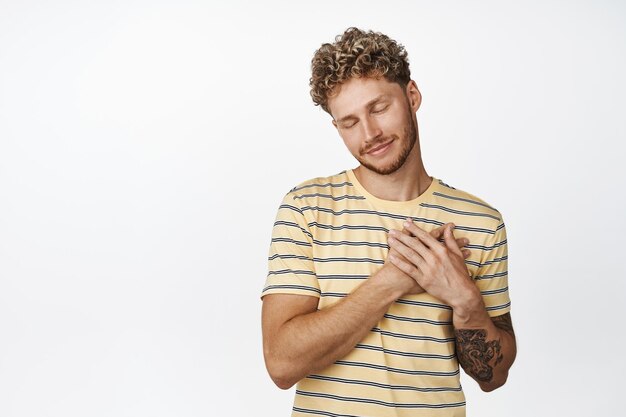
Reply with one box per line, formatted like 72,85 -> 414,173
455,329 -> 503,382
491,313 -> 515,339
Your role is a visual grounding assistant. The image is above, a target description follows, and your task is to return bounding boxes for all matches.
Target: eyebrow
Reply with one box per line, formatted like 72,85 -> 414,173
335,94 -> 390,124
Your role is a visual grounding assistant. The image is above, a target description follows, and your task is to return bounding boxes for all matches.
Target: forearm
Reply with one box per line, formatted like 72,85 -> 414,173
452,292 -> 517,391
267,267 -> 406,389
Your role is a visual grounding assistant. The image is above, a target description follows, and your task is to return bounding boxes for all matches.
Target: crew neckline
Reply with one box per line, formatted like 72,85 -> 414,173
346,168 -> 440,210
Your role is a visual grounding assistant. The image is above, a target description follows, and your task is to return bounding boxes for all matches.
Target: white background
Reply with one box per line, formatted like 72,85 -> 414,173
1,1 -> 625,416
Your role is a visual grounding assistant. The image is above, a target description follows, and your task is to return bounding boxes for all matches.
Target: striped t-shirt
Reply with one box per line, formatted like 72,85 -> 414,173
262,169 -> 510,417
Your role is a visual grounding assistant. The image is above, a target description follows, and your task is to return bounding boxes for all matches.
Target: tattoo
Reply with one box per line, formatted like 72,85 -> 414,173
492,313 -> 515,339
455,329 -> 503,382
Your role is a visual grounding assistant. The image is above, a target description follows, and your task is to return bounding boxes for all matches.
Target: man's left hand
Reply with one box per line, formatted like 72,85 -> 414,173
387,219 -> 479,308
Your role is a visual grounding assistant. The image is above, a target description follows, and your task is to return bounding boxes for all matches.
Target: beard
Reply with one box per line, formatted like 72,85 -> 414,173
356,107 -> 417,176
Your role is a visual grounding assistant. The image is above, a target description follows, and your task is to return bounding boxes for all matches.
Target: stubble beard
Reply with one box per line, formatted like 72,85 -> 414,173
357,112 -> 417,176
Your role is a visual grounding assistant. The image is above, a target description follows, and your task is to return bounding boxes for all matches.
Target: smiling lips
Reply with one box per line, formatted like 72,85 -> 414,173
366,139 -> 394,155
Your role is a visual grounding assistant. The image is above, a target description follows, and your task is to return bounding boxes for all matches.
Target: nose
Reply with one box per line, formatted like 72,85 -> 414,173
361,115 -> 383,142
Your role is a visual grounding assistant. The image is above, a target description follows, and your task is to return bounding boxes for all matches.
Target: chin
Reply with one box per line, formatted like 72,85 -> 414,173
360,158 -> 405,176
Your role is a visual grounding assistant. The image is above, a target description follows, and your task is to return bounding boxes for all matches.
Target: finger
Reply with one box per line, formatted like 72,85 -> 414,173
455,237 -> 469,248
444,223 -> 463,256
403,218 -> 442,250
428,225 -> 468,247
389,253 -> 421,280
388,235 -> 426,267
429,225 -> 445,241
462,249 -> 470,259
388,248 -> 411,264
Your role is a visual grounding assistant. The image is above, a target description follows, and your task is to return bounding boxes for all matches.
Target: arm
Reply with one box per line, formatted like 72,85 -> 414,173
388,219 -> 517,391
454,309 -> 516,391
262,223 -> 471,390
262,264 -> 411,390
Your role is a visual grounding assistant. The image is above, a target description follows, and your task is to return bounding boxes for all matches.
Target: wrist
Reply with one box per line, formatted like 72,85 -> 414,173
451,285 -> 486,328
370,265 -> 409,302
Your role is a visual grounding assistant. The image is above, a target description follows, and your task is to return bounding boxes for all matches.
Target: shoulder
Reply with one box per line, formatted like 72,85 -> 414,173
282,170 -> 354,205
432,178 -> 504,228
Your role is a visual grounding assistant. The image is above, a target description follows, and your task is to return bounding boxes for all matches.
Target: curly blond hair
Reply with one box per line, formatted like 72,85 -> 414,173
310,27 -> 411,114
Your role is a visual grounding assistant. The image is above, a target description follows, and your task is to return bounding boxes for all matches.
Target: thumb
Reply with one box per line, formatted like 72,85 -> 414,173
444,223 -> 462,256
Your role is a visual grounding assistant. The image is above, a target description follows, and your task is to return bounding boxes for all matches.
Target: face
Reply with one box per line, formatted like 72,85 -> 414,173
328,77 -> 421,176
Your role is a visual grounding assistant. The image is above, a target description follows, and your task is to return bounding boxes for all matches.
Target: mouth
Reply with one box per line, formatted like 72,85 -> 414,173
366,139 -> 394,155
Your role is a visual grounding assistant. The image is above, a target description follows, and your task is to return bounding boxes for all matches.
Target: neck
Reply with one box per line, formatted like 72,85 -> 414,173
353,142 -> 431,202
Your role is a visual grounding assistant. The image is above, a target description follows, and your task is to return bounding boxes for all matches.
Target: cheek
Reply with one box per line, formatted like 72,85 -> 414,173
381,112 -> 406,131
340,132 -> 362,152
380,103 -> 411,130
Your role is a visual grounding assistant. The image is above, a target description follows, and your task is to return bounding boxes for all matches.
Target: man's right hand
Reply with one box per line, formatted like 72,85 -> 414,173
383,222 -> 471,296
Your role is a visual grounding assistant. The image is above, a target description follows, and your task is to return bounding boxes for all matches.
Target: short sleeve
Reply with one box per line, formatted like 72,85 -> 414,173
260,192 -> 320,299
474,216 -> 511,317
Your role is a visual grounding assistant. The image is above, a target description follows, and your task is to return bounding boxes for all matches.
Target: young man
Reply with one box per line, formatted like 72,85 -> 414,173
261,27 -> 516,417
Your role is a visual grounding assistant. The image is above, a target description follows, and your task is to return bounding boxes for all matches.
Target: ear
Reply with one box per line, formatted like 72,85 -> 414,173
332,119 -> 338,130
405,80 -> 422,112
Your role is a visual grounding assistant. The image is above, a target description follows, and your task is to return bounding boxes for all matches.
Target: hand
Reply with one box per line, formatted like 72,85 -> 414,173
384,222 -> 472,296
387,219 -> 478,307
427,223 -> 472,260
384,226 -> 424,295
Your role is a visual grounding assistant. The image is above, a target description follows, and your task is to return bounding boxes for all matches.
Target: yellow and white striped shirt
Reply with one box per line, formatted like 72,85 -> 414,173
262,169 -> 511,417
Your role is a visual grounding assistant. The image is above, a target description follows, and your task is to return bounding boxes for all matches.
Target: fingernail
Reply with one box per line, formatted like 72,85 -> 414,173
389,229 -> 397,235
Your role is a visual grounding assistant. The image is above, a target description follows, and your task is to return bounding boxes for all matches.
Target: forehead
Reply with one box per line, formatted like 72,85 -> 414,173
328,77 -> 403,119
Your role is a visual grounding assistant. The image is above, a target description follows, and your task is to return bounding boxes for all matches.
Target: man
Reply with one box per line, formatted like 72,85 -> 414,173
261,27 -> 516,417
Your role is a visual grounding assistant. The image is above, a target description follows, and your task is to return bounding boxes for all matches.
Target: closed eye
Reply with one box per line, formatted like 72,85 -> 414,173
372,105 -> 389,114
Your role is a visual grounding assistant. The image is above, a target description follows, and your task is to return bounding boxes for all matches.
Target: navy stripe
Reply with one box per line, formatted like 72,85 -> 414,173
308,222 -> 390,232
383,313 -> 451,326
321,292 -> 347,298
438,179 -> 457,190
479,255 -> 508,268
296,390 -> 465,409
482,240 -> 507,253
290,180 -> 352,192
268,254 -> 313,262
465,243 -> 497,251
306,374 -> 461,392
313,257 -> 383,264
466,260 -> 482,268
268,269 -> 316,276
475,271 -> 508,281
419,203 -> 501,221
308,220 -> 495,237
371,328 -> 455,343
486,302 -> 511,311
263,285 -> 320,294
294,193 -> 365,201
274,220 -> 313,238
451,225 -> 496,235
480,286 -> 509,296
271,237 -> 312,247
280,203 -> 303,215
354,343 -> 455,360
334,360 -> 459,377
300,206 -> 451,227
395,298 -> 452,310
312,239 -> 388,248
432,191 -> 497,211
317,274 -> 369,280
